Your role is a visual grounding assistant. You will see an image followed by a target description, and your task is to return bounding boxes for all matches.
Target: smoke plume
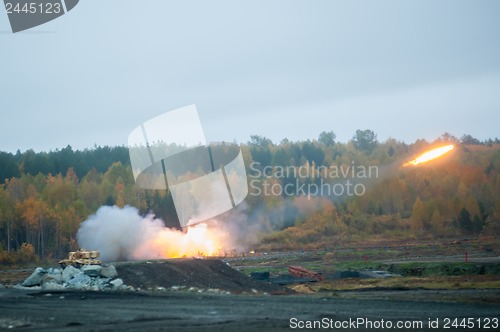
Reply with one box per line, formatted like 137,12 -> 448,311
77,205 -> 230,262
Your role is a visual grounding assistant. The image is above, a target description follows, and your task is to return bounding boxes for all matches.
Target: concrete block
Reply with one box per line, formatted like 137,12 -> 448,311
110,278 -> 123,288
42,273 -> 63,285
81,264 -> 103,277
62,265 -> 81,282
100,265 -> 118,279
22,267 -> 46,287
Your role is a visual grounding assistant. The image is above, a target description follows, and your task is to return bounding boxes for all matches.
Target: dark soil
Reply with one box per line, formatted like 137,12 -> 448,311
115,258 -> 293,294
1,288 -> 499,331
1,254 -> 499,331
0,268 -> 32,285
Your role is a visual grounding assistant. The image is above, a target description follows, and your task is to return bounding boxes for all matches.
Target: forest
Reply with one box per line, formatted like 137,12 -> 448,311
0,130 -> 499,263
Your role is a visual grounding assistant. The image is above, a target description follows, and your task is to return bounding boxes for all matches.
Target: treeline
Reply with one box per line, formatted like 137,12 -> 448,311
0,145 -> 130,183
240,131 -> 499,250
0,162 -> 182,263
0,131 -> 499,262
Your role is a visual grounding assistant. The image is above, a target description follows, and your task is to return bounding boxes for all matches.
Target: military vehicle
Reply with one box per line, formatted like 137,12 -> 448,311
59,249 -> 102,268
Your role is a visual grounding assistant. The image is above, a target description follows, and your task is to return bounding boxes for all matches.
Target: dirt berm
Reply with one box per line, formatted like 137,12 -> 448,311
115,258 -> 292,294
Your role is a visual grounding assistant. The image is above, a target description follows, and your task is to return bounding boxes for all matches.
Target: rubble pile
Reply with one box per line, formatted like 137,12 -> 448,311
115,259 -> 293,294
18,264 -> 131,291
11,259 -> 292,295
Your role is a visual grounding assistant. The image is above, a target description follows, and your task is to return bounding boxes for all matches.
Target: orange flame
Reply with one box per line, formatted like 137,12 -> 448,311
403,144 -> 454,167
133,222 -> 226,259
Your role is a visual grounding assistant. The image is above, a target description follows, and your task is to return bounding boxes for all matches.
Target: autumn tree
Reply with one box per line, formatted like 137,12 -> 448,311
248,135 -> 273,167
0,133 -> 498,259
16,197 -> 51,257
430,210 -> 446,237
410,197 -> 426,235
458,208 -> 473,234
352,129 -> 378,154
301,141 -> 325,166
318,131 -> 336,146
0,151 -> 20,181
0,185 -> 15,253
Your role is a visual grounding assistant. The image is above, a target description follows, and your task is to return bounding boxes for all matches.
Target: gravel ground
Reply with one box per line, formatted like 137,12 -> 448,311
1,256 -> 499,331
0,288 -> 499,331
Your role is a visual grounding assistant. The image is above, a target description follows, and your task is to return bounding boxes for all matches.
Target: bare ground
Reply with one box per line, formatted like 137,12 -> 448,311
1,288 -> 500,331
1,242 -> 500,332
114,259 -> 292,294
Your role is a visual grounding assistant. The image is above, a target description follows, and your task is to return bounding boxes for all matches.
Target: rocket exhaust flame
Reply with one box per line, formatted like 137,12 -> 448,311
402,144 -> 455,167
139,223 -> 222,259
77,206 -> 229,262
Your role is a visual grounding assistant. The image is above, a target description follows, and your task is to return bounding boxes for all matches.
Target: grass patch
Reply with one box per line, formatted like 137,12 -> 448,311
388,262 -> 500,276
313,275 -> 500,292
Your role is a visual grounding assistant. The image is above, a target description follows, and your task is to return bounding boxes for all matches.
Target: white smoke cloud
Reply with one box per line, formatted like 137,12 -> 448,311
76,205 -> 230,262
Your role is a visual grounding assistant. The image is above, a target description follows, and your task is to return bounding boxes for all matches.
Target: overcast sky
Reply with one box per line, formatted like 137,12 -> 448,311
1,0 -> 499,153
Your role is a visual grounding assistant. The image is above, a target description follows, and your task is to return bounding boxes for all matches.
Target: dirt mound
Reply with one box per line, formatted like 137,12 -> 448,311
115,258 -> 292,294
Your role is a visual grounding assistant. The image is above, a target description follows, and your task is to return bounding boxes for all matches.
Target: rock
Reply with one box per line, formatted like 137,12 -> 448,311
62,265 -> 81,283
41,282 -> 65,291
81,265 -> 102,277
42,273 -> 63,285
22,267 -> 46,287
91,277 -> 111,289
46,268 -> 62,275
110,278 -> 123,288
99,265 -> 117,279
67,274 -> 92,289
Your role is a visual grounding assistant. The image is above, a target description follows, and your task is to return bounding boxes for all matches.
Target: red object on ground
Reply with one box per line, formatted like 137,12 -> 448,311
288,266 -> 324,281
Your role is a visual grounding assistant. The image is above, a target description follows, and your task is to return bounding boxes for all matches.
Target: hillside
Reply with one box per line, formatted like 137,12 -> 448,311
0,132 -> 499,262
